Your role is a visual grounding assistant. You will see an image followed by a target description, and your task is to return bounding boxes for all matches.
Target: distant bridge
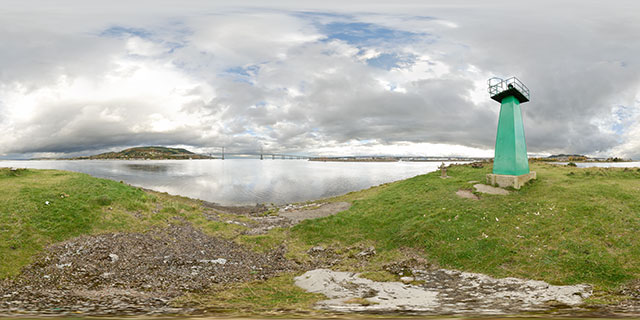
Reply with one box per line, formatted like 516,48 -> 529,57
204,152 -> 310,160
306,156 -> 489,162
202,151 -> 487,162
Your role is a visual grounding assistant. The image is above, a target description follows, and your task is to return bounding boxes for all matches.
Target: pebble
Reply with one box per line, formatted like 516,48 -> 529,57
357,246 -> 376,257
198,258 -> 227,265
400,276 -> 415,284
308,246 -> 325,253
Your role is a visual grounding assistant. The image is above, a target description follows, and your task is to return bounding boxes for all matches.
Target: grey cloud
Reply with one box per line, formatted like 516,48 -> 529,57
1,1 -> 640,158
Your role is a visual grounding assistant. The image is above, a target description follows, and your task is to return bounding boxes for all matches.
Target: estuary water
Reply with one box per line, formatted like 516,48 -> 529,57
571,161 -> 640,168
0,159 -> 461,205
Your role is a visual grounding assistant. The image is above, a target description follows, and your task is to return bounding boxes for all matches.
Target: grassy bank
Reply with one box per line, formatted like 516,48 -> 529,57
1,163 -> 639,311
292,162 -> 640,290
0,167 -> 238,278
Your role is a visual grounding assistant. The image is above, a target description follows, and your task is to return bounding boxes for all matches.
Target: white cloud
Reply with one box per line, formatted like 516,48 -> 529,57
1,1 -> 639,159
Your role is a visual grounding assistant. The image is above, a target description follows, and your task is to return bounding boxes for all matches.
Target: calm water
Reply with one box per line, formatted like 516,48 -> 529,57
571,161 -> 640,168
0,159 -> 461,205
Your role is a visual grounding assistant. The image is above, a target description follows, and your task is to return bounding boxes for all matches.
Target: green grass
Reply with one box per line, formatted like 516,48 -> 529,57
173,274 -> 324,313
292,162 -> 640,290
0,168 -> 149,277
0,167 -> 234,278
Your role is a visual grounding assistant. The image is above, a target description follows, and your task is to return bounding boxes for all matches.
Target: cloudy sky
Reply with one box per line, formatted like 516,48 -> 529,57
1,0 -> 638,159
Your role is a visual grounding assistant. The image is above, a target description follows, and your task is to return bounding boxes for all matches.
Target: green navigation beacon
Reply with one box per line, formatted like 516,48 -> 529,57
486,77 -> 536,189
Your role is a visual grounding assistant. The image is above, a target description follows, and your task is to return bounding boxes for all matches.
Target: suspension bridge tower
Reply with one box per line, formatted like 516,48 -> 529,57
486,76 -> 536,189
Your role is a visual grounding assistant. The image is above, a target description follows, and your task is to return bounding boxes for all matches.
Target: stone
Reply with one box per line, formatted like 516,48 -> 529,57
400,276 -> 414,284
198,258 -> 227,265
486,171 -> 536,189
438,162 -> 449,178
357,246 -> 376,257
308,246 -> 325,253
294,269 -> 438,312
473,184 -> 510,195
295,268 -> 592,313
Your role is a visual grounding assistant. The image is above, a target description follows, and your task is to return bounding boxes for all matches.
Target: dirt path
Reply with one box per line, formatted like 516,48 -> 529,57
210,201 -> 351,235
279,202 -> 351,223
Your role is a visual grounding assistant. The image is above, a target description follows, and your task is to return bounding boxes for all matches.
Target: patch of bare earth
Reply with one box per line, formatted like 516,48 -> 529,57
279,202 -> 351,223
210,201 -> 351,235
0,224 -> 295,315
456,189 -> 479,200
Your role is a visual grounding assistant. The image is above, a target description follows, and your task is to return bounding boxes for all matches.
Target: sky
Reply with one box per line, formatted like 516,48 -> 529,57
0,0 -> 639,159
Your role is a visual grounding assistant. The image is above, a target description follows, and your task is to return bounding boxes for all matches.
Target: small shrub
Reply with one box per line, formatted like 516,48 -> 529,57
470,162 -> 484,168
2,168 -> 27,177
94,195 -> 112,206
567,162 -> 577,167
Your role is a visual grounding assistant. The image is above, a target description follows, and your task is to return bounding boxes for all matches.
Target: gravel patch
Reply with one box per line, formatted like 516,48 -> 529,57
0,224 -> 295,315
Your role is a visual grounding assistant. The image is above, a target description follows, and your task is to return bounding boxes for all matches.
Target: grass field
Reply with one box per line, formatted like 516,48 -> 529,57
0,167 -> 236,278
2,162 -> 640,309
292,162 -> 640,291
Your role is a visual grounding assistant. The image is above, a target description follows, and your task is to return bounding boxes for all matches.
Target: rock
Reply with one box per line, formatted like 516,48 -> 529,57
295,269 -> 438,312
295,268 -> 592,313
357,246 -> 376,257
198,258 -> 227,265
308,246 -> 325,253
473,184 -> 510,195
109,253 -> 119,263
470,162 -> 484,168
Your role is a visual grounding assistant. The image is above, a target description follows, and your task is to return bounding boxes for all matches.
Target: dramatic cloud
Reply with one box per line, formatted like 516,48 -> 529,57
0,0 -> 638,158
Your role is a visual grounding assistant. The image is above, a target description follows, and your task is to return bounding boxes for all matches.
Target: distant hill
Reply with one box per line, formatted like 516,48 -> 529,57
530,154 -> 630,162
73,146 -> 213,160
546,154 -> 583,159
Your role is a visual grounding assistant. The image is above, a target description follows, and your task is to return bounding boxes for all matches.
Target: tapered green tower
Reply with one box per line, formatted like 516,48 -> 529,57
486,77 -> 536,189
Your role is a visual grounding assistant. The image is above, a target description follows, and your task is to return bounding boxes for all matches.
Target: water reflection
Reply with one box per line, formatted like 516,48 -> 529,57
5,159 -> 638,205
125,163 -> 172,172
1,159 -> 459,205
573,161 -> 640,168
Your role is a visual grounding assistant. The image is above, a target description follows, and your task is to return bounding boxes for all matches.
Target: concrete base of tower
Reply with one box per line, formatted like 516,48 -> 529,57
486,172 -> 536,189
